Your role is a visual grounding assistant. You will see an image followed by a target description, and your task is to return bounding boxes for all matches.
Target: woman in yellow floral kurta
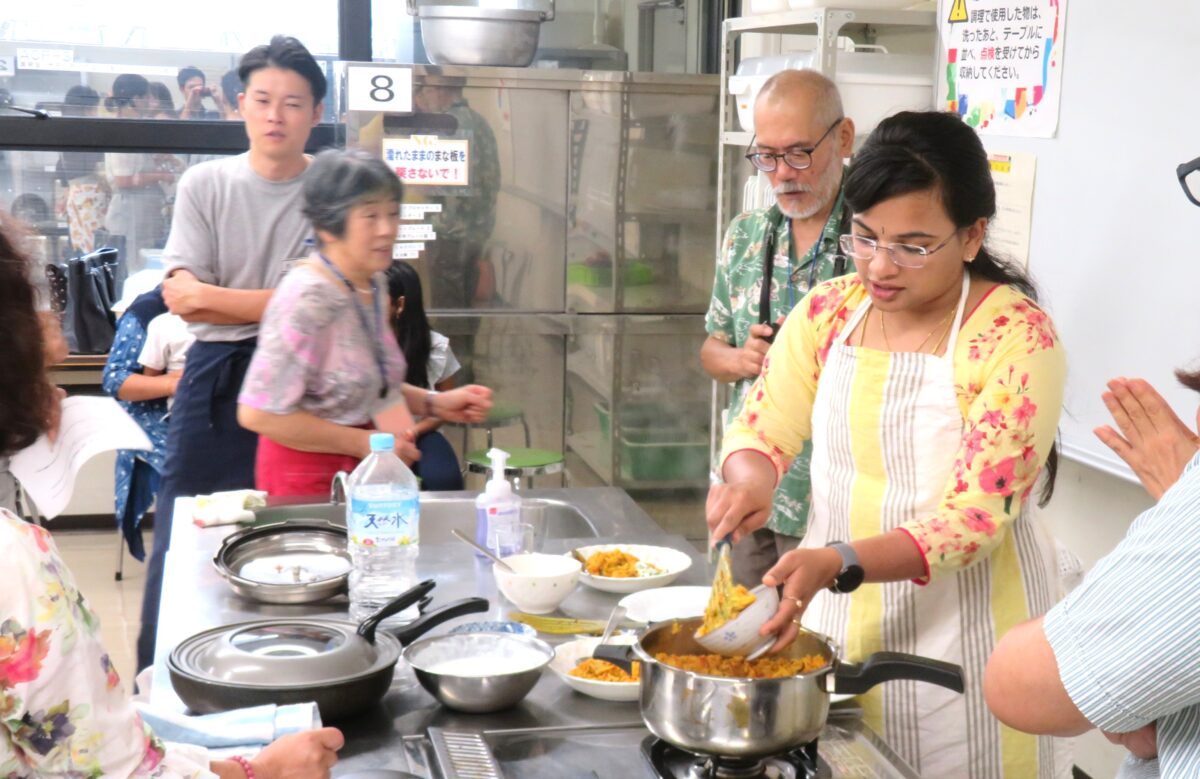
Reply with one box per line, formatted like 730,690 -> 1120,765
708,112 -> 1069,778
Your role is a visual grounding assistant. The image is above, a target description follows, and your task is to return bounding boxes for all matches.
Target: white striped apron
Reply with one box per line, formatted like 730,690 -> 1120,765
800,276 -> 1068,778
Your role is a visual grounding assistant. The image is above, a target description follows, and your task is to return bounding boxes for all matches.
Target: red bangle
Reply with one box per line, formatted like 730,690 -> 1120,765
230,755 -> 256,779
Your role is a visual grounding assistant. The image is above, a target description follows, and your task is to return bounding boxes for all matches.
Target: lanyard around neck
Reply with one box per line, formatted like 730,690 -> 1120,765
316,252 -> 388,400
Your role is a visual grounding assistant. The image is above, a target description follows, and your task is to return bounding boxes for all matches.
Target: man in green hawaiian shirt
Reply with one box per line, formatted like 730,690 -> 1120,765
702,70 -> 856,585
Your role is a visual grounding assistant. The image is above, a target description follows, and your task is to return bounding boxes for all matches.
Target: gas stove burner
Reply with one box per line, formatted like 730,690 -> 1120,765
640,736 -> 831,779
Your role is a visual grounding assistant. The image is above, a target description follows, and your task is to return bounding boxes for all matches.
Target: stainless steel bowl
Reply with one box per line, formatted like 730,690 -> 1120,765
212,521 -> 350,604
403,632 -> 554,713
407,0 -> 555,68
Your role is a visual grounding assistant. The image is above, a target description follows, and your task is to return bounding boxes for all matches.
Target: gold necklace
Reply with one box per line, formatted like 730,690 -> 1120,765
880,305 -> 957,353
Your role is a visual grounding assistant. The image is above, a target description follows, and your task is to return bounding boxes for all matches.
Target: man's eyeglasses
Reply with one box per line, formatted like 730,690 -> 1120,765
1177,155 -> 1200,207
838,231 -> 959,269
745,118 -> 844,173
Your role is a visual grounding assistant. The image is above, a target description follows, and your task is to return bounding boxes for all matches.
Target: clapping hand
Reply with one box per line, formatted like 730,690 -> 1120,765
1094,378 -> 1200,500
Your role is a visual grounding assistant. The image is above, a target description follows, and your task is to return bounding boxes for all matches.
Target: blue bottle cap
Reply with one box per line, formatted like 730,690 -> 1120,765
369,433 -> 395,452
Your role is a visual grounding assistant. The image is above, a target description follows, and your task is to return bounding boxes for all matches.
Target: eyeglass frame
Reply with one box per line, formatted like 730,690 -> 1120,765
1177,155 -> 1200,207
744,118 -> 844,173
838,230 -> 961,269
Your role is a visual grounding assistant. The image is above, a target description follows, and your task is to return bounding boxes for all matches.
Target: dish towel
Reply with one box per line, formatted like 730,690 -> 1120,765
191,489 -> 268,527
135,701 -> 322,751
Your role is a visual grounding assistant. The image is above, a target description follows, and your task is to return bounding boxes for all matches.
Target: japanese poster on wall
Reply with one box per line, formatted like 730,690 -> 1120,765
382,135 -> 470,186
986,151 -> 1037,267
937,0 -> 1067,137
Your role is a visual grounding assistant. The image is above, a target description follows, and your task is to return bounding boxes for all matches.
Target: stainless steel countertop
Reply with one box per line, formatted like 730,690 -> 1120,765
151,487 -> 711,768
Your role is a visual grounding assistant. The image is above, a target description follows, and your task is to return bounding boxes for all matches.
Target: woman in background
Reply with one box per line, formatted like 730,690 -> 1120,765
102,287 -> 174,563
238,149 -> 491,497
0,216 -> 343,777
386,260 -> 465,490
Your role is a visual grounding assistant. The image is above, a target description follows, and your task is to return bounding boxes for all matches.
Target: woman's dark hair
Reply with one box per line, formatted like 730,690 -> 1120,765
385,260 -> 432,391
1178,367 -> 1200,395
104,73 -> 150,113
0,218 -> 53,457
239,35 -> 327,105
62,85 -> 100,116
302,148 -> 403,242
148,81 -> 175,114
844,110 -> 1058,503
176,65 -> 205,90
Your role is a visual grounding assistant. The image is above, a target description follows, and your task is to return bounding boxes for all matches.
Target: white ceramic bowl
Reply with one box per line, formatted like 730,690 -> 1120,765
618,586 -> 711,624
574,544 -> 694,594
494,553 -> 582,614
549,634 -> 641,702
693,584 -> 780,657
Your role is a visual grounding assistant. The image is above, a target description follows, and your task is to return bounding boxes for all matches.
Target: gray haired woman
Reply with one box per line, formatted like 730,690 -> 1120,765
237,148 -> 491,496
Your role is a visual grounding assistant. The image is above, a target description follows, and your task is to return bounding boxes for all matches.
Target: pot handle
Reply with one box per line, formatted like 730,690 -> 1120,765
828,652 -> 965,696
357,579 -> 437,643
391,597 -> 491,645
542,0 -> 556,22
591,643 -> 636,674
406,0 -> 418,16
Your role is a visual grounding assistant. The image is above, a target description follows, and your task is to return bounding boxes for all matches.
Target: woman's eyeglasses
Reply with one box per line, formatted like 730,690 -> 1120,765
838,232 -> 959,269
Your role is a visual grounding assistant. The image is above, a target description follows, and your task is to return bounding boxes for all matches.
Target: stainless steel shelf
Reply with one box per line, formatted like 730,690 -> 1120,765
724,7 -> 936,35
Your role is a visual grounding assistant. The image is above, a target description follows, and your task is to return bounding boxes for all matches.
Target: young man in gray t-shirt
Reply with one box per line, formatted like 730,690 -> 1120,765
137,35 -> 326,671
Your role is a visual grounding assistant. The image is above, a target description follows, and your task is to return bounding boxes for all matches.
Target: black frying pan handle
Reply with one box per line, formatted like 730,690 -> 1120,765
357,579 -> 437,643
591,644 -> 636,674
830,652 -> 964,696
391,597 -> 490,645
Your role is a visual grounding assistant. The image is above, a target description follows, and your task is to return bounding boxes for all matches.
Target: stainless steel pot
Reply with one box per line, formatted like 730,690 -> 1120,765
168,580 -> 489,721
406,0 -> 555,68
212,521 -> 350,604
614,617 -> 963,759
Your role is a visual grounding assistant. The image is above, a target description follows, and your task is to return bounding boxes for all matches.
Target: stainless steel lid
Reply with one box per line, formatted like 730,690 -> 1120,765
213,521 -> 351,604
170,618 -> 400,688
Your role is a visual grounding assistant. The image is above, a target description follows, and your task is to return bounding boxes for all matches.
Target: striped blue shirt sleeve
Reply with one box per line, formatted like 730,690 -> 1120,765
1043,453 -> 1200,736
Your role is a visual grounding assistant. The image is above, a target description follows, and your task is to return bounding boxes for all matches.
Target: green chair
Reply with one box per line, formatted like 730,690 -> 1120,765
465,447 -> 564,490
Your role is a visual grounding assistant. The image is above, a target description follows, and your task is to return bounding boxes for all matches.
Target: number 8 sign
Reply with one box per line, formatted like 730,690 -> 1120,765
347,65 -> 413,114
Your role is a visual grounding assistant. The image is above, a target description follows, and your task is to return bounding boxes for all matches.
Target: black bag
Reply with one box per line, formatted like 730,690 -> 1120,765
61,247 -> 120,354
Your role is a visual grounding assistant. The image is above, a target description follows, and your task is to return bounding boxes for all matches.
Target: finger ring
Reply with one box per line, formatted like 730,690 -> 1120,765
790,597 -> 804,609
792,618 -> 804,627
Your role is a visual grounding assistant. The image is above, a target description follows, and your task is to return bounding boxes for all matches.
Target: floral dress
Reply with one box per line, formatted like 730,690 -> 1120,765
0,509 -> 214,777
102,290 -> 169,562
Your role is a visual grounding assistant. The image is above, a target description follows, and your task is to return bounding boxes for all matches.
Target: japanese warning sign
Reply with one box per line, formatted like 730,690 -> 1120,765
938,0 -> 1067,137
383,135 -> 470,187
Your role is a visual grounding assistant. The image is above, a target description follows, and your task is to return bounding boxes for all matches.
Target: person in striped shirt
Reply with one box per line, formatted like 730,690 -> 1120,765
985,369 -> 1200,777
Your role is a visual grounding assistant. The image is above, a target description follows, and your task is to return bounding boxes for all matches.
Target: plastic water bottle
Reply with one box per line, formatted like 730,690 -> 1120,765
346,433 -> 420,625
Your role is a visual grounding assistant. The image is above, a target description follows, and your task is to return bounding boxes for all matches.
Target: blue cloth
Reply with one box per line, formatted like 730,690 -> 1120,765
139,338 -> 259,671
1043,451 -> 1200,779
102,289 -> 168,562
135,701 -> 321,749
414,430 -> 464,491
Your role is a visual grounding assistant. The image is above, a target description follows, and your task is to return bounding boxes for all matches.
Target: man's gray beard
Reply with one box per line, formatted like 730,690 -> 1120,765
775,165 -> 841,220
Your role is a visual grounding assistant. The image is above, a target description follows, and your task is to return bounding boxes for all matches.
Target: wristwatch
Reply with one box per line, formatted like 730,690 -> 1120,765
825,541 -> 865,593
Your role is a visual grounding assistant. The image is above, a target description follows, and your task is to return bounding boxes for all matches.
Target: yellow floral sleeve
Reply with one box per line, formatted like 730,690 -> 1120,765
720,276 -> 860,476
905,291 -> 1065,581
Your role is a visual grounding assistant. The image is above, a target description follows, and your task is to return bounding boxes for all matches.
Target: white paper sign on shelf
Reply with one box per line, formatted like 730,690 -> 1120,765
383,136 -> 470,187
16,47 -> 74,71
10,397 -> 152,519
347,65 -> 412,114
393,242 -> 425,260
401,203 -> 443,220
398,223 -> 436,241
